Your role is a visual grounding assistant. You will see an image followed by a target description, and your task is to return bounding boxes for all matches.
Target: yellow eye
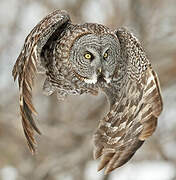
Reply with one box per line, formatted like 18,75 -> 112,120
104,52 -> 108,58
84,53 -> 92,59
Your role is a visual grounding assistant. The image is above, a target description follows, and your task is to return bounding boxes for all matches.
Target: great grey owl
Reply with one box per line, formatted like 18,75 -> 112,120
12,10 -> 163,174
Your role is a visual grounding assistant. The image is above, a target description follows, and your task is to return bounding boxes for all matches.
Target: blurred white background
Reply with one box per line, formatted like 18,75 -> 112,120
0,0 -> 176,180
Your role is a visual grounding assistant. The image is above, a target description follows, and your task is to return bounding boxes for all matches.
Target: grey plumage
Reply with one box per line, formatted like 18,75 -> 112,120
12,10 -> 163,174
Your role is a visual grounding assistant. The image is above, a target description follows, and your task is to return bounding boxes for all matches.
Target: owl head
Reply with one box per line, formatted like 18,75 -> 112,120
69,28 -> 121,84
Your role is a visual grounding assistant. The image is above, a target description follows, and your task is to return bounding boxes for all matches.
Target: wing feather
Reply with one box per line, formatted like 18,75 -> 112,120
12,10 -> 71,153
94,27 -> 163,174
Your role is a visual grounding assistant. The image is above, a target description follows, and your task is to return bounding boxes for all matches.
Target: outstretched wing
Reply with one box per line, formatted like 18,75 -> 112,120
12,10 -> 71,153
94,27 -> 163,174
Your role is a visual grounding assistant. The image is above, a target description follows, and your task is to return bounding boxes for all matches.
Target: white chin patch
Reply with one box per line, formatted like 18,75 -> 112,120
105,77 -> 111,84
84,73 -> 111,84
84,74 -> 97,84
104,72 -> 111,84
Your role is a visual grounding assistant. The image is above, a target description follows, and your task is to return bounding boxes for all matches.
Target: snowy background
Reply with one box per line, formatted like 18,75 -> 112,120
0,0 -> 176,180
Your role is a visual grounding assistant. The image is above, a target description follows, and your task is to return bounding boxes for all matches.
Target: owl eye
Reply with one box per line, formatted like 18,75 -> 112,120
104,52 -> 108,59
84,52 -> 93,60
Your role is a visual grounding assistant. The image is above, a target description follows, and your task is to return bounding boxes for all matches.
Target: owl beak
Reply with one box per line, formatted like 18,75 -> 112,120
98,67 -> 102,73
96,67 -> 111,84
97,67 -> 106,83
96,67 -> 103,77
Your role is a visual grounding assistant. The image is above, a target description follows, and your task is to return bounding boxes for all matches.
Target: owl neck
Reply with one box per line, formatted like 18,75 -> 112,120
100,77 -> 127,109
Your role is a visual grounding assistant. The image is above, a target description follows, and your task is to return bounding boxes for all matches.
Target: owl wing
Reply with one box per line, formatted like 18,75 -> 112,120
93,27 -> 163,174
12,10 -> 71,153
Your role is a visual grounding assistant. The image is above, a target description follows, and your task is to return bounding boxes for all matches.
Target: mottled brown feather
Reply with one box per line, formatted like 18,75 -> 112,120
94,28 -> 163,174
12,10 -> 71,153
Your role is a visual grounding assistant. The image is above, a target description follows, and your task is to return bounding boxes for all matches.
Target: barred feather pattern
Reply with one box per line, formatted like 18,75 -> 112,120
93,28 -> 163,174
12,10 -> 71,153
